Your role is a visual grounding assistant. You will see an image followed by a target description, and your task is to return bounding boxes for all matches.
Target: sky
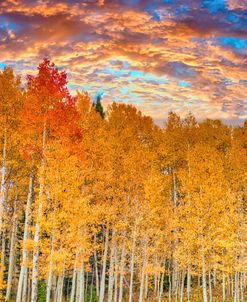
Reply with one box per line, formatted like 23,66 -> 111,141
0,0 -> 247,124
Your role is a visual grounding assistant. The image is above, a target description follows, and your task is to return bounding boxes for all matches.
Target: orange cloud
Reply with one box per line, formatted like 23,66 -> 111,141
0,0 -> 246,122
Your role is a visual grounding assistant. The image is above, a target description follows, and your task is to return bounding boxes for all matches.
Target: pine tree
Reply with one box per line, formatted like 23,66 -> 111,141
93,94 -> 105,118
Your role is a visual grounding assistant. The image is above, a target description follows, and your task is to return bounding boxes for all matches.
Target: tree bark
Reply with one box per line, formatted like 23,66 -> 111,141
158,272 -> 164,302
99,226 -> 109,302
94,234 -> 100,299
46,236 -> 54,302
70,264 -> 77,302
5,193 -> 18,301
17,171 -> 34,302
128,230 -> 136,302
201,250 -> 208,302
208,270 -> 212,302
31,122 -> 46,302
138,263 -> 145,302
187,265 -> 191,302
0,128 -> 7,232
118,247 -> 125,302
222,273 -> 226,302
108,237 -> 115,302
114,249 -> 118,302
179,270 -> 185,302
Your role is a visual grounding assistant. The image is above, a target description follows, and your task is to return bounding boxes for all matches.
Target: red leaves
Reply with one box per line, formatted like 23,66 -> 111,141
27,58 -> 74,109
21,58 -> 83,160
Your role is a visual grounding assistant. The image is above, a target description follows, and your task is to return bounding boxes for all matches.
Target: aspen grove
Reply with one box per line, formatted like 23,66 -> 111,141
0,59 -> 246,302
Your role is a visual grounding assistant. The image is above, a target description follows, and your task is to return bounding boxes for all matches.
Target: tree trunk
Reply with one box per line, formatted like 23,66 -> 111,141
17,171 -> 34,302
46,237 -> 54,302
240,272 -> 244,302
28,275 -> 32,301
172,169 -> 178,300
222,273 -> 226,302
94,235 -> 100,299
144,273 -> 148,299
0,229 -> 5,298
180,270 -> 185,302
0,128 -> 7,232
158,273 -> 164,302
31,122 -> 46,302
79,265 -> 85,302
70,264 -> 77,302
128,230 -> 136,302
22,268 -> 28,302
234,272 -> 239,302
76,269 -> 80,302
114,249 -> 118,302
139,263 -> 145,302
201,250 -> 208,302
89,267 -> 94,302
228,275 -> 231,297
85,272 -> 88,300
168,272 -> 172,302
108,238 -> 115,302
139,243 -> 147,302
99,227 -> 109,302
5,193 -> 18,301
208,270 -> 212,302
187,265 -> 191,302
31,198 -> 43,302
56,273 -> 64,302
118,247 -> 125,302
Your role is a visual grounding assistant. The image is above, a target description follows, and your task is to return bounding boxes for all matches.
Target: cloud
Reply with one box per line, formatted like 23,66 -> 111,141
0,0 -> 246,122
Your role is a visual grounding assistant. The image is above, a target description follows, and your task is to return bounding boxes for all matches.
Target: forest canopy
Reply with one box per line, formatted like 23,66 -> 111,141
0,59 -> 246,302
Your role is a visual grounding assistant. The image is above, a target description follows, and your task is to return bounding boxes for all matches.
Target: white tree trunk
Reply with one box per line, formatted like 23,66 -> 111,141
79,265 -> 85,302
0,128 -> 7,232
222,273 -> 226,302
108,239 -> 115,302
70,264 -> 77,302
46,237 -> 54,302
76,269 -> 80,302
118,247 -> 125,302
158,273 -> 164,302
128,231 -> 136,302
201,250 -> 208,302
168,272 -> 172,302
94,235 -> 100,299
99,227 -> 109,302
89,268 -> 94,302
114,248 -> 118,302
31,122 -> 46,302
234,272 -> 239,302
139,264 -> 145,302
180,270 -> 185,302
208,271 -> 212,302
144,273 -> 149,299
139,243 -> 147,302
31,196 -> 43,302
55,273 -> 64,302
5,193 -> 17,301
187,265 -> 191,302
17,172 -> 34,302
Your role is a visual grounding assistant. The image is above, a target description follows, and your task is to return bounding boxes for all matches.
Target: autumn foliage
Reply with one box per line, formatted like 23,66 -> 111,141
0,59 -> 246,302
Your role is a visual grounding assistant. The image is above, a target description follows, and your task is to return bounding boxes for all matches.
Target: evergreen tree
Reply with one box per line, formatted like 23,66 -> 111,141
93,94 -> 105,118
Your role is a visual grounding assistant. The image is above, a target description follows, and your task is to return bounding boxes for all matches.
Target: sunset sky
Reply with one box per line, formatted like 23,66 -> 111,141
0,0 -> 246,124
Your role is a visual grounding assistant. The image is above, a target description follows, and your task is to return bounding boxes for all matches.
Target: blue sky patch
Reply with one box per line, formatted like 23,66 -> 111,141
202,0 -> 226,14
0,63 -> 6,69
145,4 -> 161,21
219,37 -> 246,49
178,81 -> 192,87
